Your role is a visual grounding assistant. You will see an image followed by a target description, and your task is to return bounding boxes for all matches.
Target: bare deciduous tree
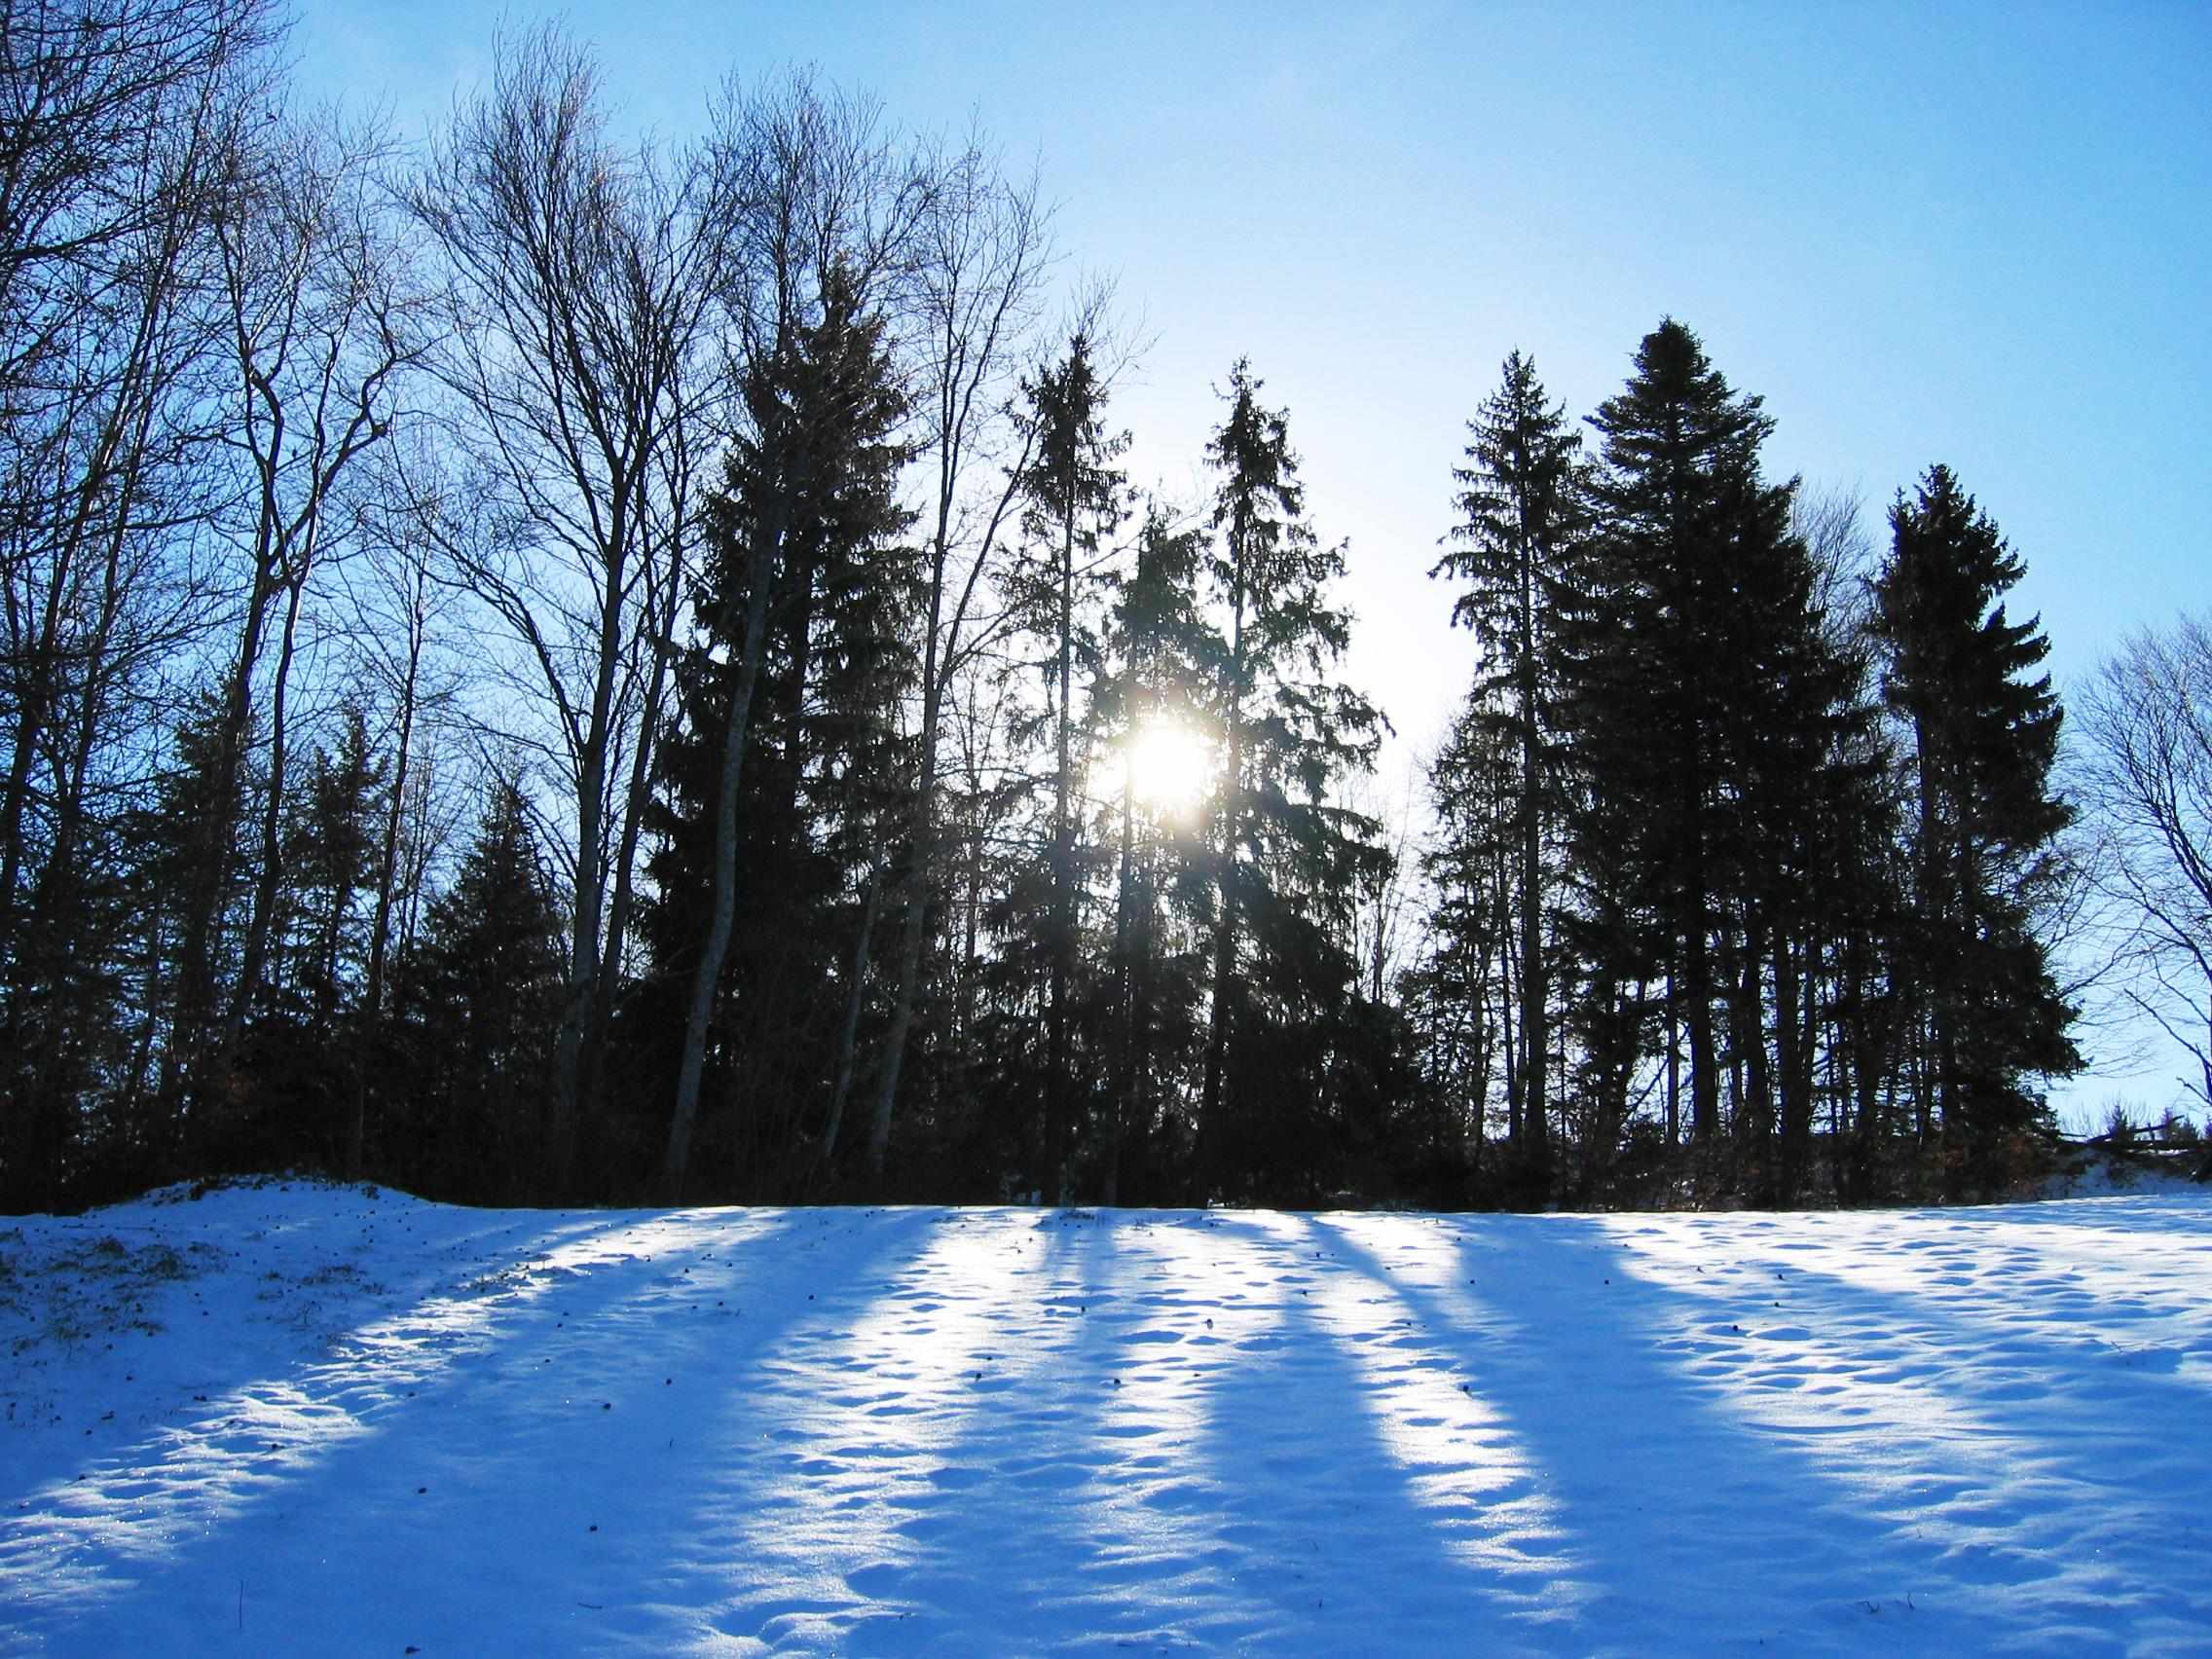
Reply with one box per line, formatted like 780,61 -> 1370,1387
0,0 -> 280,1198
411,25 -> 729,1189
185,103 -> 425,1093
2078,616 -> 2212,1113
866,135 -> 1051,1185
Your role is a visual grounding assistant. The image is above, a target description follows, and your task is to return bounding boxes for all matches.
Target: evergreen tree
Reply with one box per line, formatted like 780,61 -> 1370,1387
1570,318 -> 1806,1155
1812,682 -> 1913,1201
1417,692 -> 1516,1178
651,260 -> 916,1198
388,777 -> 566,1201
1430,350 -> 1585,1175
1196,360 -> 1385,1200
288,707 -> 385,1030
1720,491 -> 1866,1202
218,706 -> 386,1173
0,733 -> 147,1207
1092,505 -> 1216,1202
1871,464 -> 2079,1187
145,693 -> 258,1165
1005,326 -> 1126,1199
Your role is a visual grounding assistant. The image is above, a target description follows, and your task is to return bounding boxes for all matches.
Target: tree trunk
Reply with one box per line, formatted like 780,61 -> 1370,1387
1045,491 -> 1075,1202
1684,913 -> 1719,1143
349,595 -> 420,1180
1198,559 -> 1246,1192
583,605 -> 674,1147
550,535 -> 634,1195
664,512 -> 782,1202
225,567 -> 309,1059
1517,645 -> 1547,1164
821,850 -> 887,1174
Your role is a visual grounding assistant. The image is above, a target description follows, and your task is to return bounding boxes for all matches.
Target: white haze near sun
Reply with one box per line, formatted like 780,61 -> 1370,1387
1126,719 -> 1213,818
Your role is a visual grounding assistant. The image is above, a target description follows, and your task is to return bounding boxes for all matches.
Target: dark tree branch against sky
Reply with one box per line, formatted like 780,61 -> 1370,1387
5,1 -> 2207,1215
291,4 -> 2210,1136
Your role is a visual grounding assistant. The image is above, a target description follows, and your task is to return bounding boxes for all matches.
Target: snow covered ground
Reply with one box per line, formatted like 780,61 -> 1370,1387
3,1182 -> 2209,1656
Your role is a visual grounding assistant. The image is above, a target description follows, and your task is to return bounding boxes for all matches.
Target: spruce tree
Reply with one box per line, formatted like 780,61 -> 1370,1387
1871,464 -> 2079,1186
1092,505 -> 1216,1202
1005,326 -> 1126,1200
147,693 -> 257,1163
652,261 -> 915,1198
1418,691 -> 1517,1177
389,777 -> 566,1200
1431,350 -> 1584,1174
1719,487 -> 1865,1201
1572,318 -> 1804,1154
1195,360 -> 1384,1200
221,707 -> 386,1173
289,708 -> 385,1030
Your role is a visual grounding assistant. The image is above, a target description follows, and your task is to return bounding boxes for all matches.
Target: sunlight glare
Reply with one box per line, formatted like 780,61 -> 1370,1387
1127,719 -> 1210,816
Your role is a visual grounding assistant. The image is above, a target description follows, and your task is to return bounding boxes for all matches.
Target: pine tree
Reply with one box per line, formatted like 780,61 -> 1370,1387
1431,350 -> 1585,1175
1809,677 -> 1912,1201
216,707 -> 386,1173
289,708 -> 385,1030
1092,505 -> 1216,1202
1418,692 -> 1517,1176
1871,464 -> 2079,1187
388,776 -> 566,1201
1195,360 -> 1385,1200
1721,490 -> 1866,1201
0,731 -> 147,1207
1571,318 -> 1805,1156
146,692 -> 257,1164
653,260 -> 915,1198
1005,326 -> 1126,1200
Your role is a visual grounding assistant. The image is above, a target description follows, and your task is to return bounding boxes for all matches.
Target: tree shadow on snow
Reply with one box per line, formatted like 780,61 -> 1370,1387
0,1203 -> 930,1657
1309,1214 -> 2001,1657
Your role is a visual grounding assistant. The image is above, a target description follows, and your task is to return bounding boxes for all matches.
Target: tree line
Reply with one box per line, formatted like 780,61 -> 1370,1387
1419,338 -> 2083,1207
1,6 -> 2198,1214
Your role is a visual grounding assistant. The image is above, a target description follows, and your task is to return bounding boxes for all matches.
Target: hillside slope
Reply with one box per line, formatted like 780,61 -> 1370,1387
4,1183 -> 2209,1654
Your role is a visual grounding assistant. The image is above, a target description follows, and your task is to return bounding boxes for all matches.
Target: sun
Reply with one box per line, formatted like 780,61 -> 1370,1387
1126,719 -> 1212,817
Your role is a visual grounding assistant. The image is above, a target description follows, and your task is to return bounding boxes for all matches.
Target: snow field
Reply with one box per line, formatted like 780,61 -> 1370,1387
3,1184 -> 2210,1655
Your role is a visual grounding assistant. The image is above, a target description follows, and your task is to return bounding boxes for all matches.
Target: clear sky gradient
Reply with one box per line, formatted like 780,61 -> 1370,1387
298,1 -> 2212,1121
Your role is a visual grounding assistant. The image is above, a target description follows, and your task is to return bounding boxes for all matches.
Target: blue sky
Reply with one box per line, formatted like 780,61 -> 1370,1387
299,1 -> 2211,1117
